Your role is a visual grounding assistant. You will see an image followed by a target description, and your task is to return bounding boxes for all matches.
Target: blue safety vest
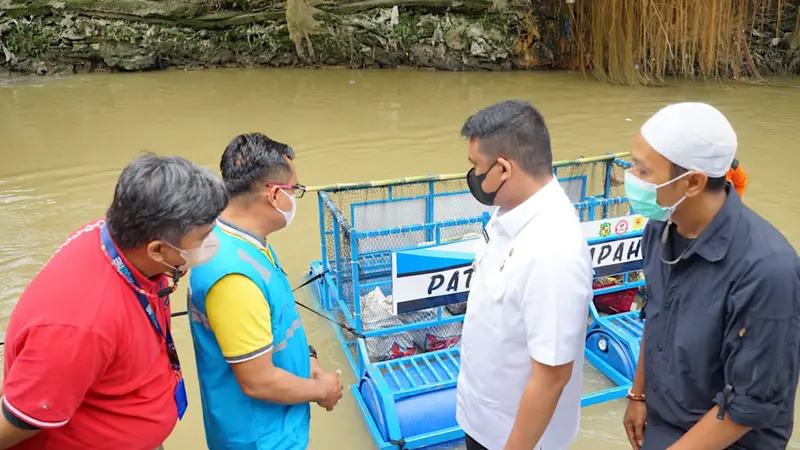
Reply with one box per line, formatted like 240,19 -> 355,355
188,224 -> 311,450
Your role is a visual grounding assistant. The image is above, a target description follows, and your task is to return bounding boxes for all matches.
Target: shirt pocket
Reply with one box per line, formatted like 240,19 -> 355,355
481,262 -> 507,302
475,265 -> 508,335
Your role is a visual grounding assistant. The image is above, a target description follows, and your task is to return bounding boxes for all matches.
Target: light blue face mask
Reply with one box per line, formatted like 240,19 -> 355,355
623,170 -> 692,221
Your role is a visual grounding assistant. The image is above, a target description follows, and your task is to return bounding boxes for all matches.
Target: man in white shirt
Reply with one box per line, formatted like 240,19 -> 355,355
456,100 -> 594,450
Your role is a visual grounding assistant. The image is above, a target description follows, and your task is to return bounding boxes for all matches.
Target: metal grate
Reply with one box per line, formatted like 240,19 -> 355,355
316,155 -> 634,365
375,347 -> 461,399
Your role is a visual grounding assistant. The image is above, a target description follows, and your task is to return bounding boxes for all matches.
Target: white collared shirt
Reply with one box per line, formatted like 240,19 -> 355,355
456,177 -> 593,450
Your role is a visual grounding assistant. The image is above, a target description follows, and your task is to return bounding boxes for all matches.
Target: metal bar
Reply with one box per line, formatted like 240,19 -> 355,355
581,385 -> 630,408
612,317 -> 644,339
361,315 -> 465,338
400,425 -> 465,450
359,280 -> 391,291
425,180 -> 435,242
408,358 -> 429,386
383,363 -> 403,390
351,232 -> 363,335
304,152 -> 632,192
317,193 -> 330,309
353,216 -> 487,239
421,356 -> 443,383
396,360 -> 417,391
603,154 -> 614,219
332,222 -> 344,306
393,380 -> 459,400
318,266 -> 360,331
444,348 -> 461,371
433,353 -> 455,380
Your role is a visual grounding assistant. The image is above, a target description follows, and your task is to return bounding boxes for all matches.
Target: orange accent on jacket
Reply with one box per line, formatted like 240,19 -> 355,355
726,161 -> 748,198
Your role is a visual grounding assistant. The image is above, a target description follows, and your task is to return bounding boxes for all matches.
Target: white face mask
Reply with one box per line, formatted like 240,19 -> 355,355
276,189 -> 297,228
164,231 -> 220,271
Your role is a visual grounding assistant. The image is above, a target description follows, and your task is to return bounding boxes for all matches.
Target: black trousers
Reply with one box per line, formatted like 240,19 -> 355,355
465,434 -> 489,450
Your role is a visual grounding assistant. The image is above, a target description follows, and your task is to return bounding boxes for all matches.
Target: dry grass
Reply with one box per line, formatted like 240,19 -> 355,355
568,0 -> 787,85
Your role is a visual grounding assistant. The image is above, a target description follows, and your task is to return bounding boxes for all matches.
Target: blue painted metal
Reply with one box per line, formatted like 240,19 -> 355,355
394,248 -> 475,275
317,193 -> 331,310
309,156 -> 646,449
426,181 -> 435,242
603,153 -> 614,218
560,174 -> 589,202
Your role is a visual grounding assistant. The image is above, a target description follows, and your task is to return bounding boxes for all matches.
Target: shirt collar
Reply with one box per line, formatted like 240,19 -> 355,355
216,218 -> 267,250
681,182 -> 742,262
493,176 -> 560,239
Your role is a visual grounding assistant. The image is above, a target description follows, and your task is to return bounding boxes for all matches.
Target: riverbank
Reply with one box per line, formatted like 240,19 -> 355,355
0,0 -> 558,75
1,0 -> 798,82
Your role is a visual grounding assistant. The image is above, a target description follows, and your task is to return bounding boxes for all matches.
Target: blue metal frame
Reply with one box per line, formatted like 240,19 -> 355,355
559,174 -> 589,203
311,156 -> 645,449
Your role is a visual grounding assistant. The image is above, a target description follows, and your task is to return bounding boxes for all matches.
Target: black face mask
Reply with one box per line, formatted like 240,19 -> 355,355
466,162 -> 506,206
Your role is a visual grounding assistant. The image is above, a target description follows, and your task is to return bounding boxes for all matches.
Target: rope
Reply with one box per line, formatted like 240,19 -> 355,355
0,270 -> 347,346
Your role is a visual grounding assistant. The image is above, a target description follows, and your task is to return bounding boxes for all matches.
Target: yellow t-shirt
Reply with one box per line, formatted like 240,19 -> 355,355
206,274 -> 274,363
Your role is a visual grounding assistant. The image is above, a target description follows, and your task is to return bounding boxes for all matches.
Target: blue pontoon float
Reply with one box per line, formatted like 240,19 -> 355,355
307,152 -> 648,449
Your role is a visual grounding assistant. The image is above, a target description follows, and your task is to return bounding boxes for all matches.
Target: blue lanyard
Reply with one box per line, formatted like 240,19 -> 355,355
100,223 -> 181,373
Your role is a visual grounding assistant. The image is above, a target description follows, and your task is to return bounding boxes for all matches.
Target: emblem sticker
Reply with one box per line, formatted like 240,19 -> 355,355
599,222 -> 611,237
615,220 -> 629,235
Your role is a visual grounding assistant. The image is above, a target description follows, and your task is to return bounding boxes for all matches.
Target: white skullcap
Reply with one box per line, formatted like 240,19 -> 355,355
640,102 -> 737,178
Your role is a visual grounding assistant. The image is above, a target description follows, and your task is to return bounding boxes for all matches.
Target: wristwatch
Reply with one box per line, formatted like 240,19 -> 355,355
309,345 -> 318,359
626,389 -> 646,402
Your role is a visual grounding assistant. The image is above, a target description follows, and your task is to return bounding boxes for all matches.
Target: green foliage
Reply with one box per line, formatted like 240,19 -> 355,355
3,19 -> 55,57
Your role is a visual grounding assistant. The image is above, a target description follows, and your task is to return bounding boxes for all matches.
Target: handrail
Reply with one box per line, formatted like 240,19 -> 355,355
305,152 -> 632,192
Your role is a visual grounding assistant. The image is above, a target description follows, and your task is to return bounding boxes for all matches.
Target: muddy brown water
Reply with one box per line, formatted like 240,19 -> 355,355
1,69 -> 799,449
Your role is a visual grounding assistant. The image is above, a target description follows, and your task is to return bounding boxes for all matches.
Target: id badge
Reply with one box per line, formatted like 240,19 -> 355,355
175,378 -> 188,420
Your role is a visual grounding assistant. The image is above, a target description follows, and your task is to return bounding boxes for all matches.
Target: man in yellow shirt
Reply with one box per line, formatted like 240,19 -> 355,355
188,133 -> 343,450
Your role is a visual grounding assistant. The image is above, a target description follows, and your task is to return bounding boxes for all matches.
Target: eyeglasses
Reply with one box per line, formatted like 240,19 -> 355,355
267,184 -> 307,199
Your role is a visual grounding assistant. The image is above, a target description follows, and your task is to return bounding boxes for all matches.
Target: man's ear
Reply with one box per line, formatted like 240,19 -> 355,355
684,172 -> 708,197
146,240 -> 168,263
497,156 -> 512,175
264,185 -> 281,207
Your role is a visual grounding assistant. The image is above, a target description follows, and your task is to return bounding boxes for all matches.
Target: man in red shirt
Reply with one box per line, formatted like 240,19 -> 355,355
0,154 -> 228,450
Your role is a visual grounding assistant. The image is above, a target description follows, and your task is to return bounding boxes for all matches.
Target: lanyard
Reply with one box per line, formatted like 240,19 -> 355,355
100,223 -> 182,374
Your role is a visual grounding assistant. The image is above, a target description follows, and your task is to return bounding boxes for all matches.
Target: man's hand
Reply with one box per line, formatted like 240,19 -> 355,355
310,357 -> 343,411
623,400 -> 647,450
310,357 -> 325,380
315,370 -> 343,412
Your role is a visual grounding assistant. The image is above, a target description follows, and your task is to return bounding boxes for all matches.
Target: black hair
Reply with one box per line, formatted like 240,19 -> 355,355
220,133 -> 296,198
670,164 -> 727,192
461,100 -> 553,177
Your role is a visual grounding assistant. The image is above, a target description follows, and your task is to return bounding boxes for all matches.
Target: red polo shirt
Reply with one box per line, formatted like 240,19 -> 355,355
2,219 -> 178,450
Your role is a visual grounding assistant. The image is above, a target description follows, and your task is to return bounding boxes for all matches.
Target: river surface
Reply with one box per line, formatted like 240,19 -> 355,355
1,69 -> 799,449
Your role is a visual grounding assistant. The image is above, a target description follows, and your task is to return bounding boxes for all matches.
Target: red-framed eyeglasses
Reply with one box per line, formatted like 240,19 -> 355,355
267,184 -> 307,198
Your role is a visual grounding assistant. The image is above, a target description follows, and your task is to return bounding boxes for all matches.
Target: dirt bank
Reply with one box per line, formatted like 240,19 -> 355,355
1,0 -> 798,82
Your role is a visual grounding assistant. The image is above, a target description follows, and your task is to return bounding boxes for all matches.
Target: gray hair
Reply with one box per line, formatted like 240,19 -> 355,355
461,100 -> 553,177
106,154 -> 229,249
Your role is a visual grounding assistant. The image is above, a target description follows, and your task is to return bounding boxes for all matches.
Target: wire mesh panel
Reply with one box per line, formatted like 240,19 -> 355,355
556,157 -> 632,221
316,154 -> 633,365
